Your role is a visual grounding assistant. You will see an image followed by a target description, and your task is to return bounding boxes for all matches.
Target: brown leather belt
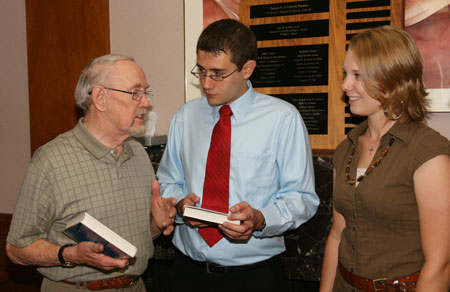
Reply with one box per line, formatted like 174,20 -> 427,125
339,262 -> 419,292
62,275 -> 139,290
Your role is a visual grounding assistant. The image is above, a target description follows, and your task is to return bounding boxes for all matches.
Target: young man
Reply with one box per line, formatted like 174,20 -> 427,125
157,19 -> 319,291
6,54 -> 176,292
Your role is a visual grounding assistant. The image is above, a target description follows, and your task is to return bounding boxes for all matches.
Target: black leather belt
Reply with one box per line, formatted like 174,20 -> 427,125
202,260 -> 267,274
178,250 -> 275,274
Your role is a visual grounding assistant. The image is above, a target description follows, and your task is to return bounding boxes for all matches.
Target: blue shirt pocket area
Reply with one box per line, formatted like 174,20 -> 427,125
230,152 -> 277,205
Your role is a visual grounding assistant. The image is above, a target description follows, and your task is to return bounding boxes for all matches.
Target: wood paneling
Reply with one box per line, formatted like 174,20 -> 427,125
26,0 -> 110,154
240,0 -> 404,153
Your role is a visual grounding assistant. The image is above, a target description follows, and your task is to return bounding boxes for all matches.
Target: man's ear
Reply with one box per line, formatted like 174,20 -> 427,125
241,60 -> 257,79
91,86 -> 107,112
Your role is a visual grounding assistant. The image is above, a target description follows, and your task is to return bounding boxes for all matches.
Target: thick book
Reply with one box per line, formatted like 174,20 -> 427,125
63,212 -> 137,258
183,205 -> 240,225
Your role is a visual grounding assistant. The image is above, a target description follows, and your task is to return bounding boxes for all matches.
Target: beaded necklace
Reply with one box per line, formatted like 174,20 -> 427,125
345,137 -> 395,185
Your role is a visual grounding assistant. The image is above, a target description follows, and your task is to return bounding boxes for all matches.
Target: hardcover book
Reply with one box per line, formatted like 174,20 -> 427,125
183,205 -> 241,225
63,212 -> 137,258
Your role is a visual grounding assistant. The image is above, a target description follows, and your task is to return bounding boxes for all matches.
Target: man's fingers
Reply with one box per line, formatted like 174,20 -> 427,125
163,225 -> 174,236
151,180 -> 161,198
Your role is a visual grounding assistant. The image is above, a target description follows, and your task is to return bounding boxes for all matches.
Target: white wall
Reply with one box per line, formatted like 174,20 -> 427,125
0,0 -> 30,213
109,0 -> 185,136
426,112 -> 450,137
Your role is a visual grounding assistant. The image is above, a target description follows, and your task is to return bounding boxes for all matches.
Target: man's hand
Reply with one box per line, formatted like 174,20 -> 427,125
151,180 -> 177,236
67,242 -> 129,270
5,240 -> 128,270
176,193 -> 215,228
219,201 -> 264,240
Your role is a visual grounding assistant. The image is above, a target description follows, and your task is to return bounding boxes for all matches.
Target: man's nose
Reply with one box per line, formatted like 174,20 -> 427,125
201,76 -> 215,89
140,95 -> 151,108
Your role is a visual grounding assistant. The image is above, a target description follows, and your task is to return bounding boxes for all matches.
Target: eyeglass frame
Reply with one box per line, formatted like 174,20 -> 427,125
190,65 -> 239,81
104,87 -> 152,101
88,86 -> 153,101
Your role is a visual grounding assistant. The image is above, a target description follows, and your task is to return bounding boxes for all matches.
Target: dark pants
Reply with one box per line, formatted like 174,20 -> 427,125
173,249 -> 288,292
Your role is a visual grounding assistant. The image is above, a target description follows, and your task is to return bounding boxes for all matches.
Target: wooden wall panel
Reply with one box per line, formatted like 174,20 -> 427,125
240,0 -> 404,154
26,0 -> 110,154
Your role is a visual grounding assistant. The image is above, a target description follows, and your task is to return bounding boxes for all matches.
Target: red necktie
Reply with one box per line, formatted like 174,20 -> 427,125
199,105 -> 233,247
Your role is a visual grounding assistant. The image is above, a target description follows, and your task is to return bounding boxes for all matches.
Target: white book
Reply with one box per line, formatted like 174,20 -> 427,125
183,205 -> 240,225
63,212 -> 137,258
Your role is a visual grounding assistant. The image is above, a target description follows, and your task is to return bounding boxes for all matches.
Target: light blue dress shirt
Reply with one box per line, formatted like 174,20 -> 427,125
157,82 -> 319,266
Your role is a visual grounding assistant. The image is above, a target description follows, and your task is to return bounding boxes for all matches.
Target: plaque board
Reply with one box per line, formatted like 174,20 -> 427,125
240,0 -> 404,154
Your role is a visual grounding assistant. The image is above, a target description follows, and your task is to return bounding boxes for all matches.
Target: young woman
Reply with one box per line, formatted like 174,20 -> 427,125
320,26 -> 450,292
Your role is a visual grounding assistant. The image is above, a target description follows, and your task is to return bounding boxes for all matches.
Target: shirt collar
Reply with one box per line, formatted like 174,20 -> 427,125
347,120 -> 368,144
73,118 -> 134,159
211,80 -> 255,122
347,119 -> 411,145
385,120 -> 412,145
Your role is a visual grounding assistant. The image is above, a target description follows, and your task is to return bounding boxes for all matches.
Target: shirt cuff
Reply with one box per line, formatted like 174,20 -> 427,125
252,208 -> 272,237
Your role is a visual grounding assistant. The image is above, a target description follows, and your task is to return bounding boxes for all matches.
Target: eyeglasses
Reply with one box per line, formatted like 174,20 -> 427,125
104,87 -> 153,101
190,66 -> 238,81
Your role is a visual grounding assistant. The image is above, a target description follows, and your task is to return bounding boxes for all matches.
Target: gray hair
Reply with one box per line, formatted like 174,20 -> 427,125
75,54 -> 135,112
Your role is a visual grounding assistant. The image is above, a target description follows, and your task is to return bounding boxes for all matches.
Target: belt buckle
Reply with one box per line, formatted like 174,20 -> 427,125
372,277 -> 387,291
118,276 -> 137,289
206,262 -> 214,274
125,277 -> 136,288
206,262 -> 226,274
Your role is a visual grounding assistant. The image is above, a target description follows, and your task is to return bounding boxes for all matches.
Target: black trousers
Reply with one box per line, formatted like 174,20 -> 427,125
172,249 -> 288,292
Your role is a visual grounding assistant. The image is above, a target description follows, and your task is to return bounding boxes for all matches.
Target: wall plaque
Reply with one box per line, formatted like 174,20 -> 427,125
250,0 -> 329,18
240,0 -> 404,153
251,44 -> 328,87
250,20 -> 329,40
275,93 -> 328,135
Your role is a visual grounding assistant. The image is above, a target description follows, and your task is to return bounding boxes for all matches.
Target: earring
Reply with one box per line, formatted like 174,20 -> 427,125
389,101 -> 404,121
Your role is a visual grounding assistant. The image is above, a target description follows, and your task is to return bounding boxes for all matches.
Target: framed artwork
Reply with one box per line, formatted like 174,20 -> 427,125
405,0 -> 450,112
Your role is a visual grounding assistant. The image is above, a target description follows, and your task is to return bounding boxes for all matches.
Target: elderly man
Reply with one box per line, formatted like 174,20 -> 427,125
6,54 -> 176,292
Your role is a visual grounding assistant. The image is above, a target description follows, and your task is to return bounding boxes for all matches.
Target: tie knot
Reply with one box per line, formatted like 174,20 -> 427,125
219,105 -> 233,117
